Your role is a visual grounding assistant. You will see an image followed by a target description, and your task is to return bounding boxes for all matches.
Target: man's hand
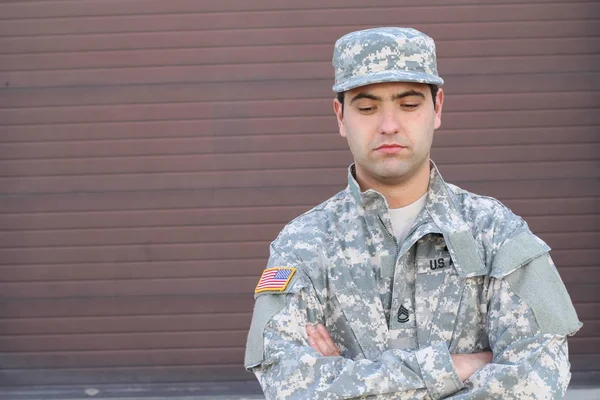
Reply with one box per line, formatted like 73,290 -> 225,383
451,352 -> 493,381
306,324 -> 341,357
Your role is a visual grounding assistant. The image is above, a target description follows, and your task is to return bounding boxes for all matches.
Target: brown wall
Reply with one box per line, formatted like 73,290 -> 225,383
0,0 -> 598,387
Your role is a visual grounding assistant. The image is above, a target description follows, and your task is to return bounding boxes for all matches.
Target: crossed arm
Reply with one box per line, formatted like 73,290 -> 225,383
249,272 -> 576,399
247,241 -> 580,399
306,323 -> 493,382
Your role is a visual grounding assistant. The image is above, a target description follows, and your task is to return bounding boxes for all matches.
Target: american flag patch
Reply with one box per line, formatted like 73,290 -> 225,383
255,267 -> 296,294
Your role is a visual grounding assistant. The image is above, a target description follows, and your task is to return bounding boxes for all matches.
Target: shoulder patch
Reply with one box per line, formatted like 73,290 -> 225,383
505,254 -> 582,336
491,230 -> 550,279
255,267 -> 296,294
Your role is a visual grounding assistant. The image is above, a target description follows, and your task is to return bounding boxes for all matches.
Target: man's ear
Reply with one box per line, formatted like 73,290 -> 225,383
333,98 -> 346,137
434,88 -> 444,130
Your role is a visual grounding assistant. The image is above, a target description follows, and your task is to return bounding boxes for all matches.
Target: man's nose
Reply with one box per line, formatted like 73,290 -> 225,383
379,109 -> 400,135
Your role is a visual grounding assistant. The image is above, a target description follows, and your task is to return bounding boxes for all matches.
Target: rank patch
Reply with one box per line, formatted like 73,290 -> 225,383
255,267 -> 296,293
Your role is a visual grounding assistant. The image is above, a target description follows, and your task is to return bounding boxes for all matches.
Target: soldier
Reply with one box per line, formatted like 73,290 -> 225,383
244,27 -> 582,399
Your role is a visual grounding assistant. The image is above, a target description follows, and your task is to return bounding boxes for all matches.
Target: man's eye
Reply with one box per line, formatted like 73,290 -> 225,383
359,107 -> 376,113
402,104 -> 419,110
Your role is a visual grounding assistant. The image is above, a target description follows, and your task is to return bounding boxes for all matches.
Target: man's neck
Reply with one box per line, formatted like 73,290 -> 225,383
356,163 -> 430,209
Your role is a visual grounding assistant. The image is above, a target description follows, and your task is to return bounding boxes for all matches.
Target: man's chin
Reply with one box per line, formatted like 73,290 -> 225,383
373,158 -> 430,182
373,169 -> 413,184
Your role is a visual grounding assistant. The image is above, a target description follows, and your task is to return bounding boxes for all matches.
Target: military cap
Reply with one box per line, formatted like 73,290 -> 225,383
332,27 -> 444,92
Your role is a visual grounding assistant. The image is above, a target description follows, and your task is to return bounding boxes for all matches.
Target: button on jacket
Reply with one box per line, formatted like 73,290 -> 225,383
245,163 -> 581,399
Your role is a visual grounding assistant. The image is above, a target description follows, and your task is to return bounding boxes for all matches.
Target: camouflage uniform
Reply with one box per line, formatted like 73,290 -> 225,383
245,27 -> 582,399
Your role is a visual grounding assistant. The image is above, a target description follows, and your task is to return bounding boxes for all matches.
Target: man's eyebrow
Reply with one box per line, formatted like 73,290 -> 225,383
349,90 -> 426,104
391,90 -> 426,100
349,93 -> 382,104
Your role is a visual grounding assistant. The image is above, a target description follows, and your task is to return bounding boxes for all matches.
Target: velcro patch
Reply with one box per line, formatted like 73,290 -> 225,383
255,267 -> 296,294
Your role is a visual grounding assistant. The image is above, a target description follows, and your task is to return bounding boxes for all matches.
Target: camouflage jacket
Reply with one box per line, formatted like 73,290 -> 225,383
245,163 -> 581,399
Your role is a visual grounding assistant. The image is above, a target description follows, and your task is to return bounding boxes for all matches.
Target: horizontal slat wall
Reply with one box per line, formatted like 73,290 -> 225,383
0,0 -> 598,389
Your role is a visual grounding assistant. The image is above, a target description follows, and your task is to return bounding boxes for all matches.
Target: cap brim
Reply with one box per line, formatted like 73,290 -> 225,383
332,70 -> 444,92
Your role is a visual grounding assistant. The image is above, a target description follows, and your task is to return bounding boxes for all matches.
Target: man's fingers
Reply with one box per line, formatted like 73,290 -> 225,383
306,324 -> 320,353
307,324 -> 331,355
312,326 -> 334,356
317,324 -> 341,356
306,324 -> 341,357
451,351 -> 494,381
482,351 -> 493,363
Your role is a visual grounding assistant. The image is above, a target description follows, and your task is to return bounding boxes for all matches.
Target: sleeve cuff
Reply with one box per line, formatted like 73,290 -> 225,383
415,342 -> 464,400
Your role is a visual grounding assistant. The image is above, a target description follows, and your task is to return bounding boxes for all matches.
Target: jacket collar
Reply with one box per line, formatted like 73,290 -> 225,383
346,161 -> 488,277
347,164 -> 388,212
346,160 -> 445,213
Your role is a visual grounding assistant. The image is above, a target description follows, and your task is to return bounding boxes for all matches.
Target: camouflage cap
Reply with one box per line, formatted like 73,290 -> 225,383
332,27 -> 444,92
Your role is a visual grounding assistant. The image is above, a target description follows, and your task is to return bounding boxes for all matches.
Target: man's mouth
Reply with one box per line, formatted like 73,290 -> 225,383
375,144 -> 406,154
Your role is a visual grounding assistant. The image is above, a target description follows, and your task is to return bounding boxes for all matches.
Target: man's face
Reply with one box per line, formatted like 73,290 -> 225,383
333,81 -> 444,188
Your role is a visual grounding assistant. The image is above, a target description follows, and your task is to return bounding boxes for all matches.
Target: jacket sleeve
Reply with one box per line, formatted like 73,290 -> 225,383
245,246 -> 464,400
448,235 -> 582,399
